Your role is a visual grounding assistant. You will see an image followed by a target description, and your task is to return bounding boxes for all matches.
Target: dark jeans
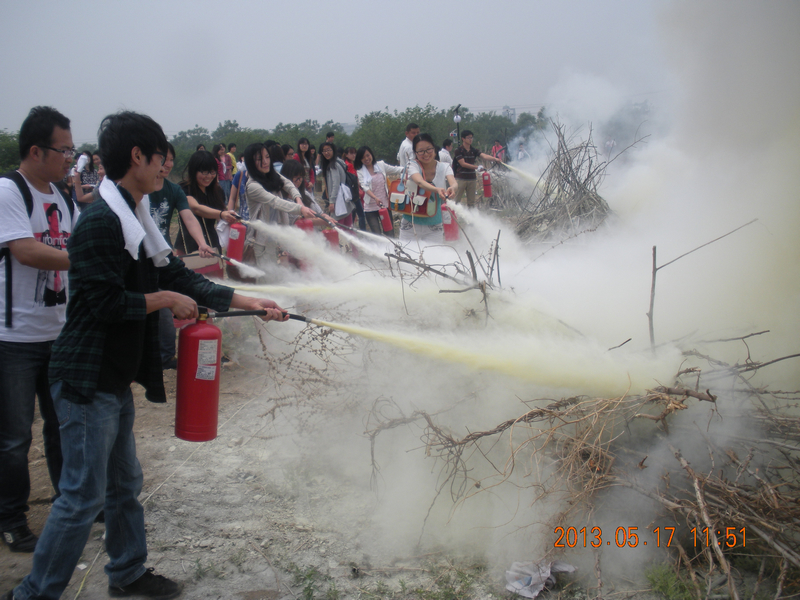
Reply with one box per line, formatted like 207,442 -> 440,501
353,196 -> 367,231
158,307 -> 176,364
364,211 -> 385,236
0,339 -> 62,531
14,382 -> 147,599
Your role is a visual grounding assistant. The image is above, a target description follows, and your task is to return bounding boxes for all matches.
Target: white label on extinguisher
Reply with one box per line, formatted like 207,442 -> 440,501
197,339 -> 218,366
196,365 -> 217,381
442,209 -> 451,224
230,228 -> 240,240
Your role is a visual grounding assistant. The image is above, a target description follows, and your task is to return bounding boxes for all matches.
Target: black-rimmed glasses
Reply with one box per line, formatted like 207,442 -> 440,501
38,145 -> 76,159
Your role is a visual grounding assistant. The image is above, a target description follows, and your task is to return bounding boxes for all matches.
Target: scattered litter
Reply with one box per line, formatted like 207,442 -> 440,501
76,563 -> 87,570
505,560 -> 576,598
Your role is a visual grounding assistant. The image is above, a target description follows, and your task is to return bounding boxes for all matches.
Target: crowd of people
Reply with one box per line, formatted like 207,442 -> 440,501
0,107 -> 505,599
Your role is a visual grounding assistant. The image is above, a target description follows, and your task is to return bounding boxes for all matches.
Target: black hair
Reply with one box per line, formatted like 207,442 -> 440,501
228,143 -> 236,151
281,144 -> 293,159
19,106 -> 71,160
461,129 -> 474,138
167,142 -> 176,157
196,143 -> 206,151
264,139 -> 278,148
318,142 -> 338,178
211,143 -> 224,157
268,144 -> 285,165
405,123 -> 419,132
442,139 -> 453,149
344,147 -> 356,156
182,151 -> 225,208
296,137 -> 313,166
280,159 -> 314,208
244,143 -> 283,193
219,142 -> 226,150
325,131 -> 335,139
98,111 -> 167,180
45,202 -> 62,222
412,133 -> 438,157
354,146 -> 375,171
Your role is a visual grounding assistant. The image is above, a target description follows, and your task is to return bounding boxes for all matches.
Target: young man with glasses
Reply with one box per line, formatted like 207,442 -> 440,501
5,111 -> 289,600
453,130 -> 502,209
0,106 -> 75,555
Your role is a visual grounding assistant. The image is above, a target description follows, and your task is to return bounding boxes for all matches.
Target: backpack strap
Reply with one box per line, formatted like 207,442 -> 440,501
0,171 -> 33,328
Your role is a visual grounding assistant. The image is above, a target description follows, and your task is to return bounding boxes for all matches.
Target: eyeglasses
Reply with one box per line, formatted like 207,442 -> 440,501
153,151 -> 167,166
415,147 -> 436,156
198,170 -> 216,177
38,145 -> 76,159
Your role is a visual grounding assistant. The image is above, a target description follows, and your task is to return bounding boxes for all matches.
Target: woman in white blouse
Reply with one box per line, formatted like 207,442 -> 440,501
354,146 -> 403,237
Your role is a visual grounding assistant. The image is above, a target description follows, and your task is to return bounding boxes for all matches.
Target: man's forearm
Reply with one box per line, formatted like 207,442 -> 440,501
8,237 -> 70,270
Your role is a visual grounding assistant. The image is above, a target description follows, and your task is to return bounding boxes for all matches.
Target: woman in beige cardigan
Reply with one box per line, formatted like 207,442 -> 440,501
243,142 -> 317,271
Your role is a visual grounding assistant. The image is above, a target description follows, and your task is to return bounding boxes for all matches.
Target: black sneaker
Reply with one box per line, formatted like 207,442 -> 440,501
2,524 -> 37,553
108,568 -> 182,599
162,357 -> 178,370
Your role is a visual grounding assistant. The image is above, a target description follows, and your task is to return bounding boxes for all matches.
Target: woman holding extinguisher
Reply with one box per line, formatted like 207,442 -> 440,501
399,133 -> 457,246
355,146 -> 402,237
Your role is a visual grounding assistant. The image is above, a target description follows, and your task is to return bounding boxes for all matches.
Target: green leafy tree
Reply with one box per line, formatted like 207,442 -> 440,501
0,130 -> 19,172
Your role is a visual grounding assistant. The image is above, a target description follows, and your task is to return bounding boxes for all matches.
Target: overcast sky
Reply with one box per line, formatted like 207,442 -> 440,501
0,0 -> 673,145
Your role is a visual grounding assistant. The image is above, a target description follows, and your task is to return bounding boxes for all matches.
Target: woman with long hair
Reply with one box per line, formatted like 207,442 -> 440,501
318,142 -> 354,226
243,143 -> 318,268
175,150 -> 237,256
355,146 -> 402,237
280,159 -> 332,229
399,133 -> 457,246
293,137 -> 315,189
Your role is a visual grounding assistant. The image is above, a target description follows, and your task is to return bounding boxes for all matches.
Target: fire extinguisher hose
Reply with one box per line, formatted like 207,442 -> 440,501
200,308 -> 310,322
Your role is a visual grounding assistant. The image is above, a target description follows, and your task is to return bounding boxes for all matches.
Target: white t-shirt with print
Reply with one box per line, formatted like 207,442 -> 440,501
0,175 -> 76,342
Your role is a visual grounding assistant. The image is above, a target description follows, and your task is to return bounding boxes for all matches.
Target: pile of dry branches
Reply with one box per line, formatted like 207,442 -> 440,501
365,348 -> 800,597
508,120 -> 614,243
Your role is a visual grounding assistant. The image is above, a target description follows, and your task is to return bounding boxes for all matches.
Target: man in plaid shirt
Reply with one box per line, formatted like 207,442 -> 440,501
7,112 -> 288,600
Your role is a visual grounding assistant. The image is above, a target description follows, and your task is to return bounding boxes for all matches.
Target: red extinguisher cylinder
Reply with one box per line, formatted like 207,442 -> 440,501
227,222 -> 247,262
295,218 -> 315,233
175,318 -> 222,442
322,228 -> 340,250
378,207 -> 393,233
442,204 -> 459,241
482,171 -> 492,198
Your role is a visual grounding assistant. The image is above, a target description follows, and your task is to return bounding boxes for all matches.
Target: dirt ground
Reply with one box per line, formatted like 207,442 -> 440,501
0,351 -> 505,600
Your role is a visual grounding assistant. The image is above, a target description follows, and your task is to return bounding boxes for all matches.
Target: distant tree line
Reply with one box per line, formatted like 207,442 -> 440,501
1,104 -> 551,177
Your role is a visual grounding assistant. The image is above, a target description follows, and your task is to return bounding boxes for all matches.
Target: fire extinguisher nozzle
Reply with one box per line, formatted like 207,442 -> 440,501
285,313 -> 310,323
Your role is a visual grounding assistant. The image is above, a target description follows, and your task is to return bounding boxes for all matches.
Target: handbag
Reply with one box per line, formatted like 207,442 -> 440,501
332,162 -> 355,218
392,161 -> 437,217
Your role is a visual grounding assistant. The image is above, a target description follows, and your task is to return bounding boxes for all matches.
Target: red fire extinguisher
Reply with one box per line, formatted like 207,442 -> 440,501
441,204 -> 459,241
378,207 -> 393,233
175,315 -> 222,442
322,227 -> 340,250
482,171 -> 492,198
294,218 -> 315,233
227,222 -> 247,262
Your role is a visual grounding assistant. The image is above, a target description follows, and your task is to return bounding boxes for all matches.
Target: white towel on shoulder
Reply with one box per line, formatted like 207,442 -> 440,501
99,177 -> 171,267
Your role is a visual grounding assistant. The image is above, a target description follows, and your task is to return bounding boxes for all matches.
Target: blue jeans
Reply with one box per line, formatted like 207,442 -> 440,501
0,340 -> 62,531
14,382 -> 148,600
